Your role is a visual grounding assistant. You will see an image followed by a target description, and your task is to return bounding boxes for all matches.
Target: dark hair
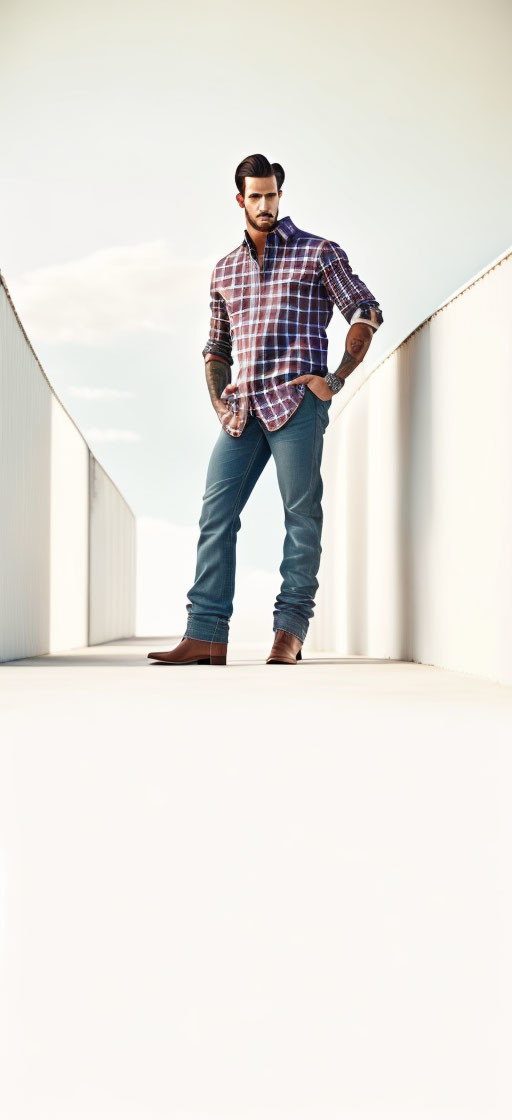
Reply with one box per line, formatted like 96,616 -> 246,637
235,153 -> 285,197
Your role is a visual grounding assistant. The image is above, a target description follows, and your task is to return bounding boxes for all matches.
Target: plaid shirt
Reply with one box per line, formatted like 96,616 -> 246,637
202,215 -> 383,437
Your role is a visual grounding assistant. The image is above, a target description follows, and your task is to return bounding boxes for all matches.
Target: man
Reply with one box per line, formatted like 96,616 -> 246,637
148,153 -> 383,667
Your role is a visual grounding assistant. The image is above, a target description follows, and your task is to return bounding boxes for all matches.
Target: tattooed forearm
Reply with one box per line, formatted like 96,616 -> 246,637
205,357 -> 230,409
333,322 -> 374,380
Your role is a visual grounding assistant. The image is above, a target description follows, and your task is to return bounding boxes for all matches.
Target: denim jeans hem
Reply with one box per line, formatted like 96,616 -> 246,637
273,617 -> 308,643
184,625 -> 229,644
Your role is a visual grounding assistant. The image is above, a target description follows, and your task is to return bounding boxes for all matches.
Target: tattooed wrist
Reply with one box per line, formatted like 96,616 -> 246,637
333,349 -> 359,379
205,357 -> 230,407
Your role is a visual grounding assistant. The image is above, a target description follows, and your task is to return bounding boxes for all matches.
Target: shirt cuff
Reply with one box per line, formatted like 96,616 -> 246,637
349,304 -> 383,331
202,342 -> 233,366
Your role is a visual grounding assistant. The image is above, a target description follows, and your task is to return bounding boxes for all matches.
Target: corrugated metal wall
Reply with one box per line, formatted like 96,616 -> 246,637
0,275 -> 136,662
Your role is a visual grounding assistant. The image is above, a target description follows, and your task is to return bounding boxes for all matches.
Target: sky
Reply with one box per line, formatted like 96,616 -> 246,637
1,0 -> 511,637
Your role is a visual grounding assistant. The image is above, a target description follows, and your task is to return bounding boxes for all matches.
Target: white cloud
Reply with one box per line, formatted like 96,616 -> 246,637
84,427 -> 142,443
9,241 -> 214,344
68,386 -> 136,400
136,516 -> 277,642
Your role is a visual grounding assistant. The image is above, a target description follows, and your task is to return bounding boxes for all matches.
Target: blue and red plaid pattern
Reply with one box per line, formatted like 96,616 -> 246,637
203,215 -> 383,437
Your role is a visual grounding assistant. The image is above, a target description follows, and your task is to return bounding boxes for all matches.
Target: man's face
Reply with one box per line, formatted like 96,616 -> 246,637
236,175 -> 282,233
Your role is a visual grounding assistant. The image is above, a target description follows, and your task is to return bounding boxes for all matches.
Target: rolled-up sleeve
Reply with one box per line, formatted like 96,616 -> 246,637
202,269 -> 233,366
318,241 -> 383,332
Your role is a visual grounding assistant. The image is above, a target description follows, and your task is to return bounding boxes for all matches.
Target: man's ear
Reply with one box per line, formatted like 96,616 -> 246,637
236,192 -> 245,209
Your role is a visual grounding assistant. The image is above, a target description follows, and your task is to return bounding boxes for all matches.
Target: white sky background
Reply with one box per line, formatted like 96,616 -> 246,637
1,0 -> 511,636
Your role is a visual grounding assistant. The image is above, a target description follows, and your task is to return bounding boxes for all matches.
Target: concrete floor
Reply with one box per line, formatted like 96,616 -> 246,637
1,637 -> 512,1119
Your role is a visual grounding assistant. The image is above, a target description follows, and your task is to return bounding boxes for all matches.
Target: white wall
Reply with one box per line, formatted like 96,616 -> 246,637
89,456 -> 136,646
0,275 -> 136,662
310,246 -> 512,685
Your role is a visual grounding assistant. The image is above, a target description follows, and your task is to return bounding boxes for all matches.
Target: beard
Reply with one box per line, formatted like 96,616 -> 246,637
246,205 -> 279,232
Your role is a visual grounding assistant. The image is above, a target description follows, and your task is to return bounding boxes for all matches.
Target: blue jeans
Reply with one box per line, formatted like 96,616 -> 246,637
184,386 -> 332,644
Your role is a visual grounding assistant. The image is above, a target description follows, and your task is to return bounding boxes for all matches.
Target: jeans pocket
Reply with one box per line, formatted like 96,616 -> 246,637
307,386 -> 331,406
317,396 -> 331,432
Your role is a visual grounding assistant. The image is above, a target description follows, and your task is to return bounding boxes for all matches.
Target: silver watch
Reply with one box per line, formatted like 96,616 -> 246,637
325,371 -> 345,394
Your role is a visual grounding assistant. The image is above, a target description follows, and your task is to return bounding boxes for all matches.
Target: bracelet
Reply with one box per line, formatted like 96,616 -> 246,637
325,371 -> 345,394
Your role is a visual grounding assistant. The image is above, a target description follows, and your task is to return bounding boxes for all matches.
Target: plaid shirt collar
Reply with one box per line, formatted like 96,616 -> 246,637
243,215 -> 299,251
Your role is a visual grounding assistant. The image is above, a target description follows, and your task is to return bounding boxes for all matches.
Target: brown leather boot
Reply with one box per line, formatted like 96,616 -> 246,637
266,629 -> 303,664
147,636 -> 227,665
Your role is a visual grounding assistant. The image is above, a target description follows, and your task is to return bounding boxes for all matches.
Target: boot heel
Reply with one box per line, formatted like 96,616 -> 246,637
210,654 -> 227,665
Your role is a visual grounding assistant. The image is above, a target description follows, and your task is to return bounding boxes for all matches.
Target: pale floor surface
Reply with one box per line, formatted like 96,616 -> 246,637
1,637 -> 512,1120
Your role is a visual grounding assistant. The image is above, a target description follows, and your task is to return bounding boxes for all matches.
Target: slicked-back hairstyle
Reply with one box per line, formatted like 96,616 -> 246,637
235,154 -> 285,197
